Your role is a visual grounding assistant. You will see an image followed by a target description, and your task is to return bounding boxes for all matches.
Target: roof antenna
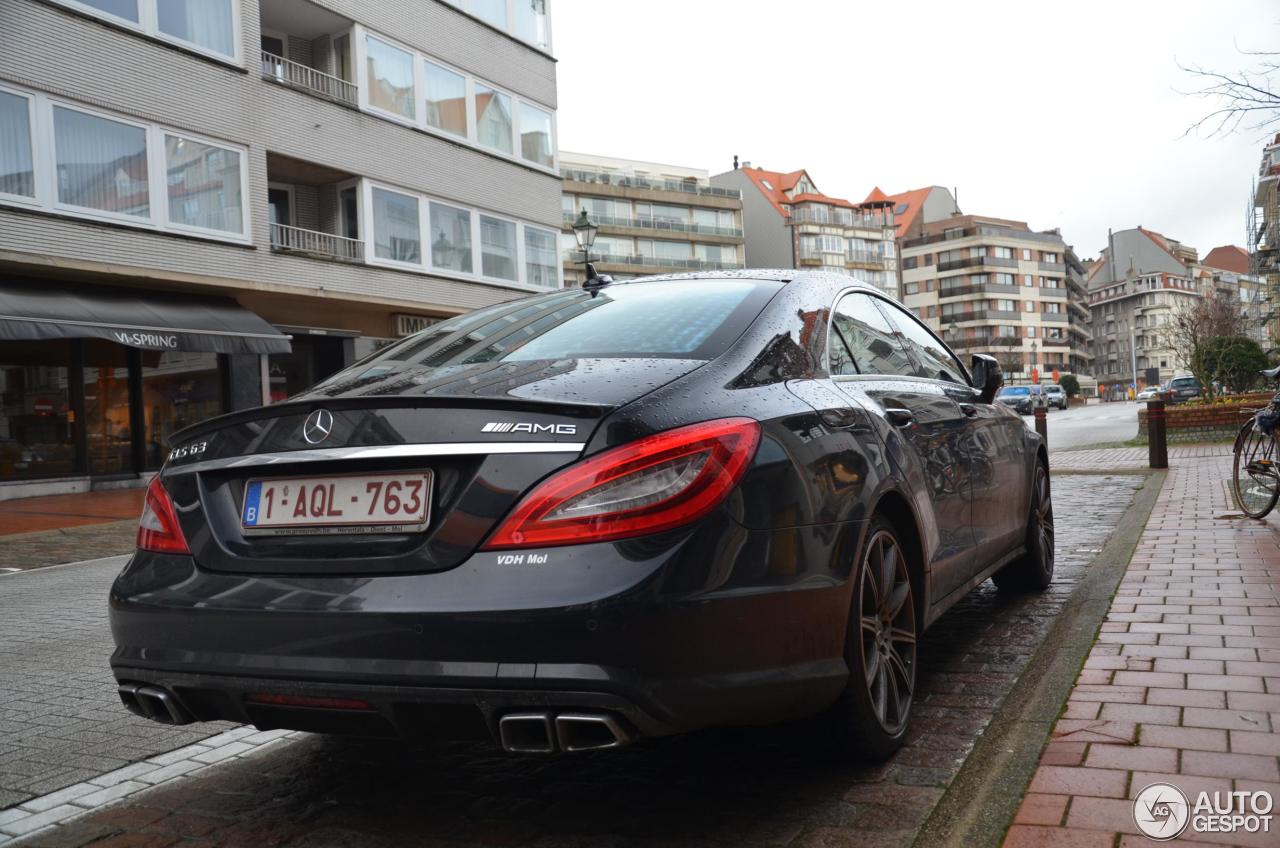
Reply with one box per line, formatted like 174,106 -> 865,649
582,262 -> 612,294
733,154 -> 739,170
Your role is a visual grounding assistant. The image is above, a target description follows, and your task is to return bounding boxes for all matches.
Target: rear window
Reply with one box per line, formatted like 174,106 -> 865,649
1000,387 -> 1031,396
345,279 -> 780,377
1170,378 -> 1198,388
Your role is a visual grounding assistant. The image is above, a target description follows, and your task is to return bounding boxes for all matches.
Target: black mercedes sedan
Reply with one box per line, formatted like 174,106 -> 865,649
110,271 -> 1052,760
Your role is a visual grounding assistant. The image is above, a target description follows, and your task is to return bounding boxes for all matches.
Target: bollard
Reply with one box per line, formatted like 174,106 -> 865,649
1033,400 -> 1047,440
1147,399 -> 1168,469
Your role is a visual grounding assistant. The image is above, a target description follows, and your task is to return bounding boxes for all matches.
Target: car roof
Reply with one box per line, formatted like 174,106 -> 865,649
610,269 -> 885,293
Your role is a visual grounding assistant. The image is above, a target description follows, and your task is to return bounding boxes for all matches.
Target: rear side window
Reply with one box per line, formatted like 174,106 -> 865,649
874,299 -> 967,385
343,279 -> 780,377
830,293 -> 914,377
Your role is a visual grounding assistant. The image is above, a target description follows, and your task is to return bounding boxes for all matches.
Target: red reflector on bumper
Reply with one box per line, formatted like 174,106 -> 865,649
245,693 -> 374,711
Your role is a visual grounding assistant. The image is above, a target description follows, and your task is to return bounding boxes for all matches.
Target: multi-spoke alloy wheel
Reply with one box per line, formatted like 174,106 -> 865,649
1234,420 -> 1280,519
1033,464 -> 1054,574
858,528 -> 916,736
994,462 -> 1055,592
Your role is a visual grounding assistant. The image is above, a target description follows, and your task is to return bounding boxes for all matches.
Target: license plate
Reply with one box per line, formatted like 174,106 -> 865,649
241,471 -> 432,536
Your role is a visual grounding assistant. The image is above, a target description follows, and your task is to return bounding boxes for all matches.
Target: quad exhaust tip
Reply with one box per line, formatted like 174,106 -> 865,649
118,683 -> 193,725
498,711 -> 630,753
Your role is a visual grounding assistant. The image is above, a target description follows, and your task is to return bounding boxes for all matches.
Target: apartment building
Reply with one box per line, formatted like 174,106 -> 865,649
898,214 -> 1089,380
1253,136 -> 1280,341
710,163 -> 898,298
0,0 -> 561,494
559,152 -> 744,287
1201,244 -> 1270,349
1087,228 -> 1202,395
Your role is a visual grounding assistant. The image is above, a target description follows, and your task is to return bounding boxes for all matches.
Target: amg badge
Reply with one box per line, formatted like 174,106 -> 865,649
482,422 -> 577,435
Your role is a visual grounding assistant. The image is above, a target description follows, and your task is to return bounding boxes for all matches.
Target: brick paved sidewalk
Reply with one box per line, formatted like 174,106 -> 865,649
0,490 -> 145,536
1008,453 -> 1280,847
1049,444 -> 1231,474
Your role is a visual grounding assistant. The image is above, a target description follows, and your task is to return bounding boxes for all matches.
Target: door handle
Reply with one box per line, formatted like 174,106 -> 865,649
959,403 -> 978,417
885,408 -> 914,428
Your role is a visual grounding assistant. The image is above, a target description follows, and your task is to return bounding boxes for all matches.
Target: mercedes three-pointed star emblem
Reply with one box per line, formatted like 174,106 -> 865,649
301,409 -> 334,445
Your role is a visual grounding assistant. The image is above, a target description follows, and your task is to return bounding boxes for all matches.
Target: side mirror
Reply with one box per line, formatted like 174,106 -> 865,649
970,354 -> 1003,404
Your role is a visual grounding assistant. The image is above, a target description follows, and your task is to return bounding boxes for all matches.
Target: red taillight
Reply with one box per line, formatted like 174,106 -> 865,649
482,417 -> 761,550
137,476 -> 190,555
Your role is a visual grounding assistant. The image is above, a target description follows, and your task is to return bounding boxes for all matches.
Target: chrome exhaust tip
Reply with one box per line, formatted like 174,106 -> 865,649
498,712 -> 555,753
118,683 -> 193,725
554,713 -> 630,752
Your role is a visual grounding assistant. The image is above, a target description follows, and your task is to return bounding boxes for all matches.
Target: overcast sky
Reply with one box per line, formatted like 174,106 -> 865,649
553,0 -> 1277,261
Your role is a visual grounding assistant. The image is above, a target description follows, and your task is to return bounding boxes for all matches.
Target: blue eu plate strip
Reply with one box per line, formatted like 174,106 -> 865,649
242,481 -> 261,526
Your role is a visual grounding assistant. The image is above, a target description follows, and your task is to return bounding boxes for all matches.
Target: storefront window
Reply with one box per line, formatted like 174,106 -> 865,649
141,351 -> 222,469
0,342 -> 74,480
83,342 -> 133,476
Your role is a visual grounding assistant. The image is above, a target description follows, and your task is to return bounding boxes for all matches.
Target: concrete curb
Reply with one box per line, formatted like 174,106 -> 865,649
913,469 -> 1167,848
0,728 -> 304,845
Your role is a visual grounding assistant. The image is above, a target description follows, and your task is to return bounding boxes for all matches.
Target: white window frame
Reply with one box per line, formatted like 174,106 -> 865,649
477,211 -> 522,284
160,128 -> 251,240
365,182 -> 425,271
0,85 -> 40,208
49,0 -> 243,66
442,0 -> 554,53
522,223 -> 562,290
350,24 -> 558,175
361,177 -> 558,292
357,29 -> 422,128
0,84 -> 250,244
49,99 -> 157,227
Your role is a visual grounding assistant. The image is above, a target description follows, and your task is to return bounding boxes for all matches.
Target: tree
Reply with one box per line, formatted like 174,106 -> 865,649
1162,292 -> 1246,399
1180,47 -> 1280,138
992,335 -> 1022,378
1059,374 -> 1081,398
1193,336 -> 1268,395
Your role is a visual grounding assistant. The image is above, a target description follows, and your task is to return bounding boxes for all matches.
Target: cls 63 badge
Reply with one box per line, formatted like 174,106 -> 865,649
167,440 -> 209,462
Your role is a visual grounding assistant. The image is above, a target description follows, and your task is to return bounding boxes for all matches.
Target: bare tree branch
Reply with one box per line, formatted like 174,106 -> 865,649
1178,44 -> 1280,140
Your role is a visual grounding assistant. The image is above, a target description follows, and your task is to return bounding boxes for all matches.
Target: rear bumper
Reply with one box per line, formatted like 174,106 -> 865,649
109,529 -> 859,744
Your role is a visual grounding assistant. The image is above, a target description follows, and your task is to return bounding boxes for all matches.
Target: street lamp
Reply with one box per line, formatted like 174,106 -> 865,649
571,209 -> 599,281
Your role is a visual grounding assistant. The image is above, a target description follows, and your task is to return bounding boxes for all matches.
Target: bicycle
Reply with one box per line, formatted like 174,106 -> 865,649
1231,365 -> 1280,518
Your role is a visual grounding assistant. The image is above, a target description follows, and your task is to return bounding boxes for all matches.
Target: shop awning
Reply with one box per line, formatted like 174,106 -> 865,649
0,279 -> 292,354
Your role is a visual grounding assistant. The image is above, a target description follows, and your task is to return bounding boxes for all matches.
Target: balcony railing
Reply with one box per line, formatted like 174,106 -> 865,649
561,168 -> 741,199
937,255 -> 1018,273
847,249 -> 887,266
790,208 -> 893,228
271,223 -> 364,263
1038,260 -> 1066,272
1041,313 -> 1069,323
261,51 -> 357,106
560,211 -> 742,238
938,282 -> 1021,299
572,252 -> 744,271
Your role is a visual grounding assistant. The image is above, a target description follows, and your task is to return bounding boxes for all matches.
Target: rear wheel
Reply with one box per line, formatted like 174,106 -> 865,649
993,462 -> 1054,592
1233,420 -> 1280,519
820,516 -> 917,760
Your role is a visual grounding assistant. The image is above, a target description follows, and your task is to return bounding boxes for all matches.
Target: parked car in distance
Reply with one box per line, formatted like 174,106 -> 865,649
1043,385 -> 1068,410
996,385 -> 1035,415
110,271 -> 1052,762
1136,385 -> 1163,402
1167,376 -> 1203,404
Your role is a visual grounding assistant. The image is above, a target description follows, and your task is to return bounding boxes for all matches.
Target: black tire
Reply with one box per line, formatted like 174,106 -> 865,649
993,461 -> 1054,592
820,516 -> 917,760
1232,420 -> 1280,519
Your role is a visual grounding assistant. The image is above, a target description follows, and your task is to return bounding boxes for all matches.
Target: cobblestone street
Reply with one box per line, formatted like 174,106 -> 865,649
1,473 -> 1145,847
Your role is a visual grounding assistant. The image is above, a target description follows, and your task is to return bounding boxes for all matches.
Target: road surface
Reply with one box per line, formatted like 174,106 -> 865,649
1028,401 -> 1140,451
